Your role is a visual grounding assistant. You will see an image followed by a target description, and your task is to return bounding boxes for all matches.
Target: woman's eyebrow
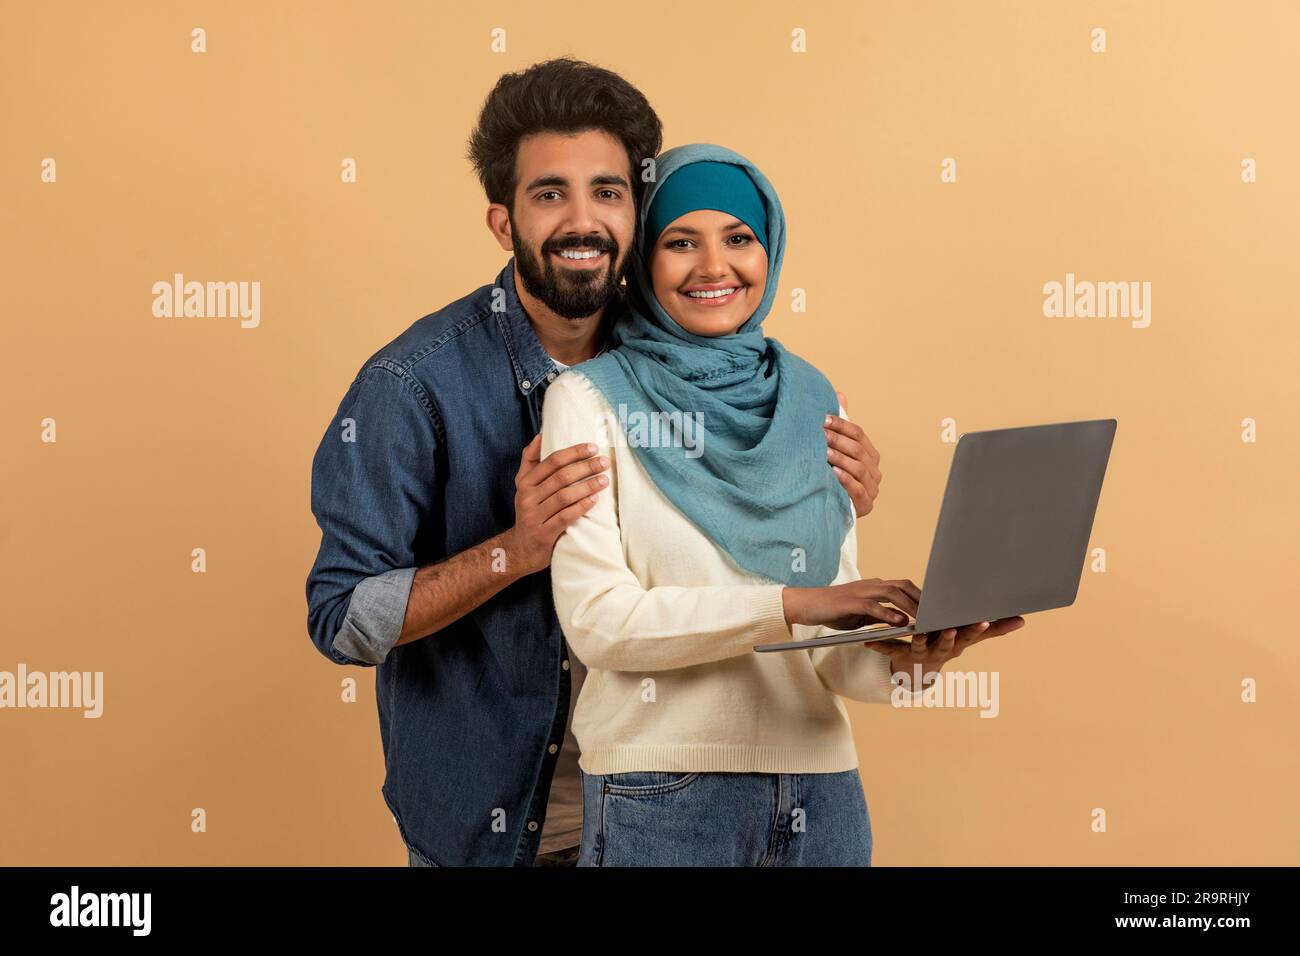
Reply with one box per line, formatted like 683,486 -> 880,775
661,219 -> 749,237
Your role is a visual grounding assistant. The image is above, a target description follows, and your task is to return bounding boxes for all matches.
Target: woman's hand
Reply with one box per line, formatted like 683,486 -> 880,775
782,578 -> 920,630
865,617 -> 1027,688
825,390 -> 882,518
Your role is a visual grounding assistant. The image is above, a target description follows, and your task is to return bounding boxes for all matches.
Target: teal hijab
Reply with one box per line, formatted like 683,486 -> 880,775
571,143 -> 853,587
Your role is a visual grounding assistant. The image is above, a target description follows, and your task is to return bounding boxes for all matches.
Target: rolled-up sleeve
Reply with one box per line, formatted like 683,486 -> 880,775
305,364 -> 440,666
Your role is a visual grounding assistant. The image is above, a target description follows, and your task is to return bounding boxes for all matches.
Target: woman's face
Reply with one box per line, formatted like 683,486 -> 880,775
647,208 -> 768,337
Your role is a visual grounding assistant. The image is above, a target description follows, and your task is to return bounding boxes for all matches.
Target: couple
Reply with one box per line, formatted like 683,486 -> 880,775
305,58 -> 1023,868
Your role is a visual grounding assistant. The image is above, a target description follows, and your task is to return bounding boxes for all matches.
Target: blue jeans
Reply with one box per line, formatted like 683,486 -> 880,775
578,769 -> 873,866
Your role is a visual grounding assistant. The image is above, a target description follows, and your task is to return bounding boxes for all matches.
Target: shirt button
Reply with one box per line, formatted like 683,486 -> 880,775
561,659 -> 570,671
526,820 -> 539,832
548,744 -> 558,754
521,379 -> 532,391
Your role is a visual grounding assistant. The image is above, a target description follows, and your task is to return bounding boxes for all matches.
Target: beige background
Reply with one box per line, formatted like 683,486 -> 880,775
2,0 -> 1296,865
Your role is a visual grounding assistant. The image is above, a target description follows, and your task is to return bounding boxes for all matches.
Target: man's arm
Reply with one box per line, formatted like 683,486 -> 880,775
393,434 -> 611,647
306,365 -> 443,667
394,531 -> 517,647
306,365 -> 611,665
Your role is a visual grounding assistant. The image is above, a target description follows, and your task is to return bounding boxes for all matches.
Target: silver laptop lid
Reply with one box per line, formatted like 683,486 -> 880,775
912,419 -> 1117,632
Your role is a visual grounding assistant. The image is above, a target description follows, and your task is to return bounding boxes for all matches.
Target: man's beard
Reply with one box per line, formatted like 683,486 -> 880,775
510,216 -> 626,320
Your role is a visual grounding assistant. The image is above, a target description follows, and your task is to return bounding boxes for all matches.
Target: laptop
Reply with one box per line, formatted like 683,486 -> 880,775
755,418 -> 1117,652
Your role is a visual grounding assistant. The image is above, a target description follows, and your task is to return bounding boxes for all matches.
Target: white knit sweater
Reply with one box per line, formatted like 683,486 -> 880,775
540,369 -> 910,776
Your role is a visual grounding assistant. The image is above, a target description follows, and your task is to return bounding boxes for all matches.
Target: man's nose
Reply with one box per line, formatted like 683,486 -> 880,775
559,193 -> 600,236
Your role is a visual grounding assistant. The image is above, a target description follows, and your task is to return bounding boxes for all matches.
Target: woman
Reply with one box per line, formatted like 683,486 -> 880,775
540,143 -> 960,867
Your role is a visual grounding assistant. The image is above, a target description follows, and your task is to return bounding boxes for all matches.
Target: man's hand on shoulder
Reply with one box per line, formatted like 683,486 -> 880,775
506,434 -> 610,575
826,389 -> 883,518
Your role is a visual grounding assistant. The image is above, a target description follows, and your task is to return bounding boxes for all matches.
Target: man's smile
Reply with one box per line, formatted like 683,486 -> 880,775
551,247 -> 608,271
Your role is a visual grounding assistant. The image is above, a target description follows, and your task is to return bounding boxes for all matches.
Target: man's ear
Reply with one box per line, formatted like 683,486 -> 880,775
485,204 -> 513,252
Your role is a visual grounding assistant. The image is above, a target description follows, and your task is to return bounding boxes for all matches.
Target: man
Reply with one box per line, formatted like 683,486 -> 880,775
305,58 -> 905,867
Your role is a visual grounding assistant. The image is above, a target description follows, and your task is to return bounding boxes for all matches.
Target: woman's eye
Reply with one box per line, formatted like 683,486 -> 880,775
727,234 -> 753,246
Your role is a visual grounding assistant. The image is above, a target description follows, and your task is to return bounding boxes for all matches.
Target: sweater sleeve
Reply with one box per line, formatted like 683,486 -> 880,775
541,372 -> 793,673
805,519 -> 925,704
805,404 -> 926,704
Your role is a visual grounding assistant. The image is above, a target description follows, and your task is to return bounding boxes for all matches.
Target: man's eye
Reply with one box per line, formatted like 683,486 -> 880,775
538,190 -> 561,201
597,189 -> 620,200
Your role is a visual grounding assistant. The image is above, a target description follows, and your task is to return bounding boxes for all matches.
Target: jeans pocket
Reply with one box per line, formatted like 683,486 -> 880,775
596,771 -> 717,866
602,770 -> 701,798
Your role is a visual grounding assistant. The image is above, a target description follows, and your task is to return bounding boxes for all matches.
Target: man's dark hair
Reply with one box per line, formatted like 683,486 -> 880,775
467,58 -> 663,213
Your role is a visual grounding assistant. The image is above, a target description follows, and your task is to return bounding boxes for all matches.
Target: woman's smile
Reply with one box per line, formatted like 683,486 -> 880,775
678,283 -> 745,309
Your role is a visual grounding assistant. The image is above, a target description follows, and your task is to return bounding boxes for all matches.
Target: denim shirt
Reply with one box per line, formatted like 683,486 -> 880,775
305,258 -> 620,866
